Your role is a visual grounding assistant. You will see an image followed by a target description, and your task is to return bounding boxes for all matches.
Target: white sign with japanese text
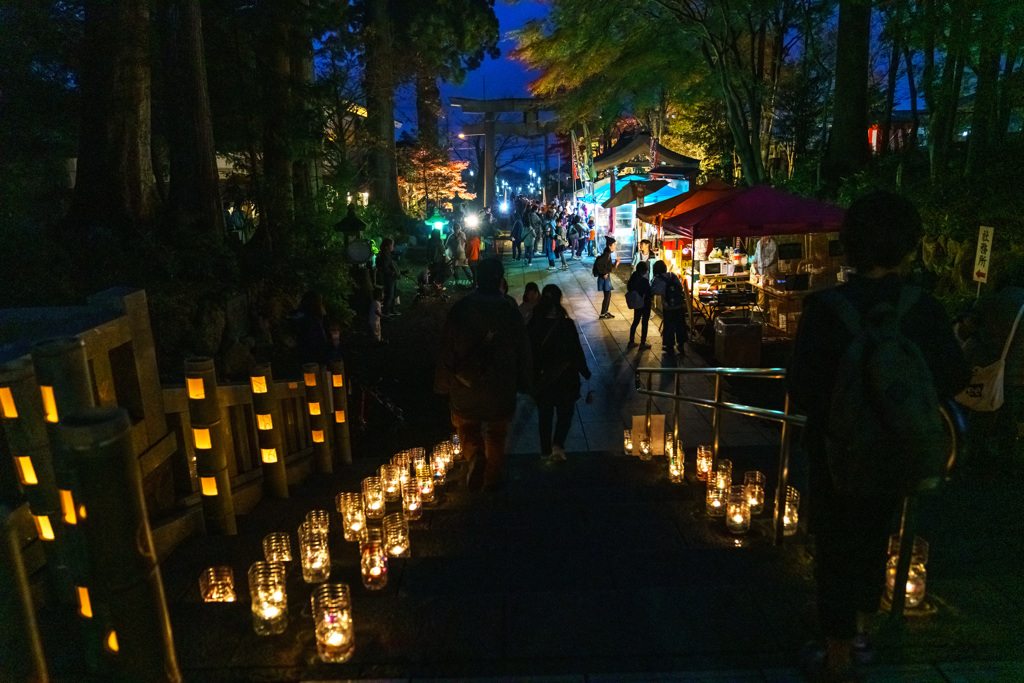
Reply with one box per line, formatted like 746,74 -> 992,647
973,225 -> 995,284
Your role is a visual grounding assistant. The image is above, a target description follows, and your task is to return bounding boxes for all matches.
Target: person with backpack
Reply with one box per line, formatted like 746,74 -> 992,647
651,260 -> 688,353
787,192 -> 968,683
593,236 -> 617,319
435,258 -> 531,492
527,284 -> 592,461
626,261 -> 652,348
509,212 -> 524,261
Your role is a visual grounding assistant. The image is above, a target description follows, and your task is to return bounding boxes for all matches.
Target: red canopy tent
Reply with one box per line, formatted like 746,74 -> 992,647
662,184 -> 845,239
635,178 -> 737,224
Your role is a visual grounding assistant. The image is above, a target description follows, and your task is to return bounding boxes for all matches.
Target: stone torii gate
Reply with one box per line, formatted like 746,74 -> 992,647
450,97 -> 560,209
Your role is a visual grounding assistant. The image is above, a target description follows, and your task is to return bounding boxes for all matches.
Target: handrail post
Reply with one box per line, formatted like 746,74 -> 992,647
773,393 -> 793,545
711,371 -> 723,471
888,496 -> 916,623
645,371 -> 653,441
673,373 -> 680,449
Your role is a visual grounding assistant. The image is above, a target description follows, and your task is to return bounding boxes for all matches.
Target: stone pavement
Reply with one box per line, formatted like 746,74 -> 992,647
153,253 -> 1022,682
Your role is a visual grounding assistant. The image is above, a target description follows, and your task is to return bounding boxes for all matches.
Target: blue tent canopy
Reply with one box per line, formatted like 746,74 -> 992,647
577,175 -> 686,205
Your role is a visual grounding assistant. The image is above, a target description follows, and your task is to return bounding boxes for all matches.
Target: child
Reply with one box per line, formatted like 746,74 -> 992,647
369,287 -> 384,342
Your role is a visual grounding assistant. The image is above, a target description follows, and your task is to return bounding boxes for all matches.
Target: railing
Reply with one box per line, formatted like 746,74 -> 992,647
634,366 -> 805,545
635,365 -> 962,621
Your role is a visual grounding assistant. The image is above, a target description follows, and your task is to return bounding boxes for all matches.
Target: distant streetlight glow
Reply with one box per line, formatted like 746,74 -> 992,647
500,201 -> 509,213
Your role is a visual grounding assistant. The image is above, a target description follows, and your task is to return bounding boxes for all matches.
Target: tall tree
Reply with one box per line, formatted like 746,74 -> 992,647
71,0 -> 157,233
821,0 -> 870,186
362,0 -> 403,213
159,0 -> 223,235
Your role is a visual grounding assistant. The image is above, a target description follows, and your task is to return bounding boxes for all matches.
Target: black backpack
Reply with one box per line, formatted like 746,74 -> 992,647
662,274 -> 685,311
822,287 -> 949,498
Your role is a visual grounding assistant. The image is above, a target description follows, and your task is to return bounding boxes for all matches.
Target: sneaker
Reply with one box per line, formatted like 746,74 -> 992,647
550,445 -> 567,461
639,342 -> 651,349
601,312 -> 614,319
547,266 -> 557,271
627,340 -> 637,348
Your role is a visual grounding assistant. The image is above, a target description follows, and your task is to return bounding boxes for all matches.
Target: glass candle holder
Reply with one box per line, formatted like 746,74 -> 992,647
298,521 -> 331,583
312,583 -> 354,663
451,433 -> 462,458
337,493 -> 367,542
391,453 -> 411,485
623,429 -> 633,456
667,445 -> 685,483
305,509 -> 330,534
410,450 -> 427,475
638,435 -> 652,461
431,453 -> 447,486
402,479 -> 423,520
362,476 -> 385,520
713,459 -> 732,489
248,561 -> 288,635
726,485 -> 751,534
383,512 -> 411,558
263,532 -> 292,563
199,566 -> 235,602
780,486 -> 800,536
380,464 -> 401,502
360,527 -> 388,590
885,536 -> 929,608
414,461 -> 435,503
696,445 -> 713,481
705,480 -> 728,517
743,471 -> 766,515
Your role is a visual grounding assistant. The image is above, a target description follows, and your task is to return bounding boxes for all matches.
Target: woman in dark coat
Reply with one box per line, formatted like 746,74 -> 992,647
527,284 -> 592,461
626,261 -> 652,347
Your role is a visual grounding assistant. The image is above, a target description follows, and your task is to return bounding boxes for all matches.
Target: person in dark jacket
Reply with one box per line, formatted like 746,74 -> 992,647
294,290 -> 329,366
527,284 -> 591,461
435,258 -> 531,491
510,213 -> 524,261
787,191 -> 969,682
376,238 -> 401,315
626,261 -> 652,348
594,235 -> 616,319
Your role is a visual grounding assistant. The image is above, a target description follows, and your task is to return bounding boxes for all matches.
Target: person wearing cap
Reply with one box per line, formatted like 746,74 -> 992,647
593,235 -> 617,319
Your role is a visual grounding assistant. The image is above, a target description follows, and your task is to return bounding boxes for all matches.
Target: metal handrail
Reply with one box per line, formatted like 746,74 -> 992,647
635,366 -> 800,545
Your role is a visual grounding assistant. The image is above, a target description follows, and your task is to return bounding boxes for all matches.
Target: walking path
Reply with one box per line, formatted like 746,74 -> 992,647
154,250 -> 1022,682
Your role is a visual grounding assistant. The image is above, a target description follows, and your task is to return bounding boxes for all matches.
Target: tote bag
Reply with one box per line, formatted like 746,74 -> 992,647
956,302 -> 1024,412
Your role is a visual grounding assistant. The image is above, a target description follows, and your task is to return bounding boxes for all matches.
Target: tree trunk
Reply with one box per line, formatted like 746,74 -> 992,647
903,45 -> 919,150
966,0 -> 1004,175
822,0 -> 870,188
261,1 -> 294,252
364,0 -> 403,214
292,33 -> 316,221
416,72 -> 442,148
162,0 -> 224,235
881,35 -> 900,157
71,0 -> 157,234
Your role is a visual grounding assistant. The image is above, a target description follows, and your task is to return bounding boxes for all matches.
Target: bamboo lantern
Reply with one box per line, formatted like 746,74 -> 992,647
1,504 -> 50,683
56,408 -> 181,681
328,360 -> 353,466
302,363 -> 333,474
185,358 -> 237,535
249,364 -> 288,499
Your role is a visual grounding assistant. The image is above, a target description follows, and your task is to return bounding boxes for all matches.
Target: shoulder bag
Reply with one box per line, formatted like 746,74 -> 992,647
956,301 -> 1024,412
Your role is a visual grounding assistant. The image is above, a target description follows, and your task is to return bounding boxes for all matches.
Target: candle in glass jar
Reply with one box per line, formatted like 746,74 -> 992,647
336,493 -> 367,542
414,461 -> 434,502
199,566 -> 235,602
623,429 -> 633,456
743,471 -> 766,515
360,528 -> 388,590
726,485 -> 751,534
667,444 -> 684,483
299,520 -> 331,583
713,459 -> 732,489
362,476 -> 385,520
380,464 -> 401,501
262,532 -> 292,563
885,536 -> 929,608
248,561 -> 288,635
696,445 -> 712,481
402,480 -> 422,520
781,486 -> 799,536
383,512 -> 410,558
305,509 -> 330,534
312,583 -> 354,662
451,433 -> 462,458
705,481 -> 728,517
430,453 -> 447,486
638,436 -> 652,461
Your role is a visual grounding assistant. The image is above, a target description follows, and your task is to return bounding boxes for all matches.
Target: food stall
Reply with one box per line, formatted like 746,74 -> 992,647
660,184 -> 846,341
